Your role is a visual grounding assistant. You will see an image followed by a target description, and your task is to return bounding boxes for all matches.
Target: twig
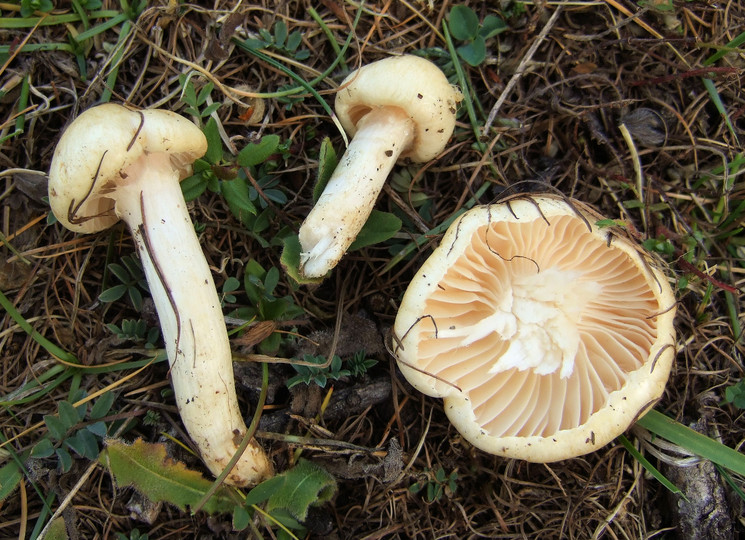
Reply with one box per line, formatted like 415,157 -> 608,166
482,6 -> 563,137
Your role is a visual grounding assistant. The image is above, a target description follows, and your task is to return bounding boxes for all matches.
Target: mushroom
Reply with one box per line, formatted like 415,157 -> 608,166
298,55 -> 462,278
48,103 -> 272,486
392,195 -> 677,462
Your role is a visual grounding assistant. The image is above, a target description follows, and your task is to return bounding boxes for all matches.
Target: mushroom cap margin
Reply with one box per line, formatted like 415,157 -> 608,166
48,103 -> 207,233
335,55 -> 463,163
392,196 -> 677,462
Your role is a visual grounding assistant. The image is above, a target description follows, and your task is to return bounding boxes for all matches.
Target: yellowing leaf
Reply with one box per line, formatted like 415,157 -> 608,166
99,438 -> 242,514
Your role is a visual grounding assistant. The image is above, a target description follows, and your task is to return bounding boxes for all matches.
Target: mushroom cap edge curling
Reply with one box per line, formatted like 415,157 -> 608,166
393,195 -> 677,462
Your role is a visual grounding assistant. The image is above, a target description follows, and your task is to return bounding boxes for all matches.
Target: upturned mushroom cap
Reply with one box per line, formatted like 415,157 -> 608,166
393,195 -> 677,462
335,55 -> 462,163
48,103 -> 207,233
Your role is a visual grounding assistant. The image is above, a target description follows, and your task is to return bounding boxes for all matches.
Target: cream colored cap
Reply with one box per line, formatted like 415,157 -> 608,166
48,103 -> 207,233
335,55 -> 462,163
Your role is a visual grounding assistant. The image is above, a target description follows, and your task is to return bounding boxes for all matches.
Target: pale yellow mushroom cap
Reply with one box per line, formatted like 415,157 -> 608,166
393,195 -> 677,462
48,103 -> 207,233
335,55 -> 462,163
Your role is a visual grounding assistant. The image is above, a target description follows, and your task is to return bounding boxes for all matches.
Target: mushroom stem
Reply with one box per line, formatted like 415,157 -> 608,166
298,107 -> 415,278
113,152 -> 272,486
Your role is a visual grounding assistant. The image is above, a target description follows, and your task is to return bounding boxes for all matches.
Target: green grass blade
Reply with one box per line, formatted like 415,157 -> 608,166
704,30 -> 745,66
230,2 -> 362,100
0,10 -> 121,29
0,43 -> 75,54
0,289 -> 78,363
715,464 -> 745,502
75,12 -> 129,42
308,6 -> 348,72
618,433 -> 686,499
702,78 -> 740,146
637,410 -> 745,477
442,20 -> 485,152
100,20 -> 133,103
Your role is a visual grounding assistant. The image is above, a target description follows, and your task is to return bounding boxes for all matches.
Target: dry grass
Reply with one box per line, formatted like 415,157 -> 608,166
1,0 -> 744,538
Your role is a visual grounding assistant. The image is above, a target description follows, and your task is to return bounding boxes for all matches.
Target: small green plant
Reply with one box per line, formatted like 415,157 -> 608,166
30,390 -> 116,473
142,410 -> 161,427
231,260 -> 304,353
106,318 -> 160,348
725,380 -> 745,409
642,235 -> 677,258
448,5 -> 507,66
179,75 -> 221,119
177,75 -> 289,245
245,19 -> 310,61
75,0 -> 104,11
409,466 -> 458,502
287,354 -> 351,389
20,0 -> 54,17
347,350 -> 378,378
237,458 -> 336,535
99,253 -> 148,311
221,276 -> 241,306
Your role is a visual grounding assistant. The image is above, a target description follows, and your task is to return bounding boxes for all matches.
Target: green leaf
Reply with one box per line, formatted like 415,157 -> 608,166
703,30 -> 745,66
263,267 -> 280,296
279,234 -> 325,285
348,210 -> 402,251
56,447 -> 73,472
244,474 -> 285,506
107,262 -> 131,283
232,504 -> 251,530
31,438 -> 55,458
99,438 -> 243,513
90,391 -> 116,420
457,37 -> 487,67
44,414 -> 67,440
262,459 -> 336,522
236,135 -> 281,168
243,38 -> 266,50
0,461 -> 22,502
182,78 -> 197,108
196,82 -> 214,106
286,30 -> 302,52
221,176 -> 257,224
273,20 -> 288,48
201,102 -> 222,118
99,284 -> 128,304
87,421 -> 108,438
180,171 -> 210,202
66,429 -> 100,459
313,137 -> 338,203
58,400 -> 83,427
43,517 -> 69,540
479,15 -> 507,39
448,5 -> 479,41
203,117 -> 224,164
223,276 -> 241,293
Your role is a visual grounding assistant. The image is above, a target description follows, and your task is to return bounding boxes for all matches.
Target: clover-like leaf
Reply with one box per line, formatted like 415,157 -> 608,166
449,5 -> 480,41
